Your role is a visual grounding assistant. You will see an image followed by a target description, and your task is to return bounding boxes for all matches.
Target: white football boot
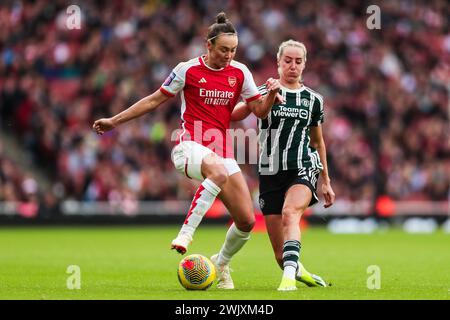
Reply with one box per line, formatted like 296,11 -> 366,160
170,232 -> 193,255
210,254 -> 234,289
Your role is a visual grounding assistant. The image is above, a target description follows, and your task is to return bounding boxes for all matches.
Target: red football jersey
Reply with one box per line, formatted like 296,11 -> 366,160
160,55 -> 261,158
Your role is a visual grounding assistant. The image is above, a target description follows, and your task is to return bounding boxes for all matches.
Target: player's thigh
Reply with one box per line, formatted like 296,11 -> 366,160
171,141 -> 215,181
283,184 -> 312,214
264,215 -> 284,267
201,153 -> 228,185
218,172 -> 254,229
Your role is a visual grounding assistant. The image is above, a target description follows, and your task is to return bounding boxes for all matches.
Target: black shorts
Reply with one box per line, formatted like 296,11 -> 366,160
259,167 -> 321,215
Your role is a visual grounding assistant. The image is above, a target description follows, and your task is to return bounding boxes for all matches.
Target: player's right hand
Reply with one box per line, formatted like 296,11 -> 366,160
92,118 -> 116,135
265,78 -> 285,104
265,77 -> 281,92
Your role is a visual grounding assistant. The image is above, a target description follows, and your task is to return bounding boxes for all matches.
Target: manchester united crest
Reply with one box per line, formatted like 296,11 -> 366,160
228,76 -> 236,87
259,198 -> 265,209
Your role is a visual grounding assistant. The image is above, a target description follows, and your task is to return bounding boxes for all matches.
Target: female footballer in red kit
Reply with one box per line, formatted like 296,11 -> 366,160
93,12 -> 280,289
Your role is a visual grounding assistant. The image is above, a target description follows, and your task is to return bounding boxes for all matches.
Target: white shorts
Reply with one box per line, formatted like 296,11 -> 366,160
171,141 -> 241,181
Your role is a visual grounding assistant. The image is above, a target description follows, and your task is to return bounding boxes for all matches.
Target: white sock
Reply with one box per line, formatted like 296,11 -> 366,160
283,265 -> 297,280
180,178 -> 221,235
217,223 -> 251,266
282,240 -> 300,280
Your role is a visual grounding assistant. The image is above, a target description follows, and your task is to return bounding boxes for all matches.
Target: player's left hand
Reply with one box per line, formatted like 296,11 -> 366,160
322,182 -> 335,208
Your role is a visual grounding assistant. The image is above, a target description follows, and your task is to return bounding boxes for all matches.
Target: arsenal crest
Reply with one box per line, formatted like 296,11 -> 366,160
228,76 -> 236,87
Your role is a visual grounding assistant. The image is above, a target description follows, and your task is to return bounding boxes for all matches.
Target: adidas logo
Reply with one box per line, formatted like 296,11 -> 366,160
198,77 -> 207,83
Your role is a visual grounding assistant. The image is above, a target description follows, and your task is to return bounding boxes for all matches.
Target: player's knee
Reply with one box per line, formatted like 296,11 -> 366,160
282,206 -> 304,226
206,166 -> 228,186
282,206 -> 304,218
235,219 -> 255,233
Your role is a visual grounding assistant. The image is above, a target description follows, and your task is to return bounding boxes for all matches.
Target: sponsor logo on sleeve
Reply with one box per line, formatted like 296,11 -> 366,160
163,72 -> 176,86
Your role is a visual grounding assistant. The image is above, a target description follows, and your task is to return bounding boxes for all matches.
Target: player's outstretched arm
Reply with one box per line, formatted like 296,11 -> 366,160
247,78 -> 282,119
92,90 -> 170,135
310,125 -> 335,208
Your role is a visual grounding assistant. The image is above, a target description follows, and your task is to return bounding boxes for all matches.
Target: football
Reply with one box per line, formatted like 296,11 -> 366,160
177,254 -> 216,290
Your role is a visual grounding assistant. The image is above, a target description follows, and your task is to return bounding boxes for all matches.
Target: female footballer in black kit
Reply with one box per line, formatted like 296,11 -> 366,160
232,40 -> 335,290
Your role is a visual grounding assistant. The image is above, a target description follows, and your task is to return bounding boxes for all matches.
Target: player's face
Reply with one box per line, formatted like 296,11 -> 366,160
278,46 -> 306,84
207,34 -> 238,69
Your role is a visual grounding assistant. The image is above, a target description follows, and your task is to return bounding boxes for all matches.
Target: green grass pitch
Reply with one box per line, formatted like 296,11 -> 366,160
0,225 -> 449,300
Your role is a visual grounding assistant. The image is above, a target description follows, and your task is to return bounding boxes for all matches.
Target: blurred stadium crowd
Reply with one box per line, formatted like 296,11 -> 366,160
0,0 -> 449,216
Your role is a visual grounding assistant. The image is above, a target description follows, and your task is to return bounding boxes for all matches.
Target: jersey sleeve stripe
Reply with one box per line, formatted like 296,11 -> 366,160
245,93 -> 262,103
258,84 -> 268,96
159,87 -> 175,97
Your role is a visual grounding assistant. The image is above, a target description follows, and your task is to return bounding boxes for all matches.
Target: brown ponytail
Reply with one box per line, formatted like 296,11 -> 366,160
216,12 -> 228,24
